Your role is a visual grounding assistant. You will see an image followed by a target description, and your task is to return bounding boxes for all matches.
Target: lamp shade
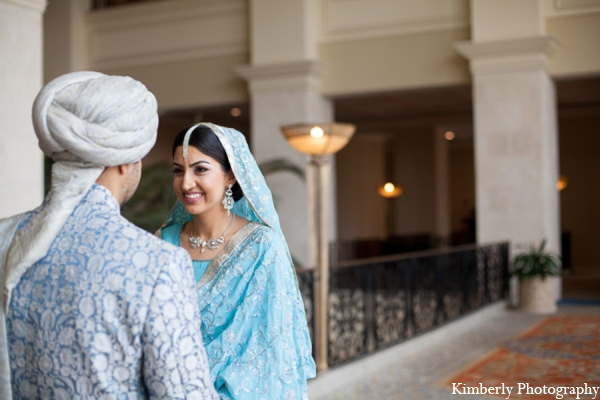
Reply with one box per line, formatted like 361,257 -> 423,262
280,123 -> 355,156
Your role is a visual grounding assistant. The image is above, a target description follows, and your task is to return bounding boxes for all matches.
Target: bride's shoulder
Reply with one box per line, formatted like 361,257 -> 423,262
247,223 -> 287,249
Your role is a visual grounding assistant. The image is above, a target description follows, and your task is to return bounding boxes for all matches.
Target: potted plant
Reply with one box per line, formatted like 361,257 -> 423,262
511,239 -> 562,314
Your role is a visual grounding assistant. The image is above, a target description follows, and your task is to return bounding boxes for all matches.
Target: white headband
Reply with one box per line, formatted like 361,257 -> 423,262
182,123 -> 202,159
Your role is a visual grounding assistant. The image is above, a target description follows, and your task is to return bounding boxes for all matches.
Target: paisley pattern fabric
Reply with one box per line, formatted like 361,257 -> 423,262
5,184 -> 218,400
161,223 -> 315,400
160,123 -> 316,399
0,72 -> 161,399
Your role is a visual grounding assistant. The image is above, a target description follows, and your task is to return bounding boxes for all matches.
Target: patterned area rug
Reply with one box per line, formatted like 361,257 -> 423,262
444,315 -> 600,399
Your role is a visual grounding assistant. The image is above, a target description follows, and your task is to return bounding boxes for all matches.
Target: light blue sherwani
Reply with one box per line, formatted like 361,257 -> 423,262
4,184 -> 218,399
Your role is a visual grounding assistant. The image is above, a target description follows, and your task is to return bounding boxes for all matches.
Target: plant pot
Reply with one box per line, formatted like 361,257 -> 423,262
518,276 -> 557,314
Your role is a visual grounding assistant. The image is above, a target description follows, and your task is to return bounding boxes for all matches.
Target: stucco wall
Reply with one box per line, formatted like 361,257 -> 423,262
319,28 -> 471,96
559,111 -> 600,268
101,54 -> 249,113
0,1 -> 45,219
391,129 -> 436,236
335,135 -> 386,241
77,0 -> 600,110
547,13 -> 600,77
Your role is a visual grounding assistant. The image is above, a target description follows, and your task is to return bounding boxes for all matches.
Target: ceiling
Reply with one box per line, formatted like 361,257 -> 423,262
160,74 -> 600,143
333,84 -> 473,136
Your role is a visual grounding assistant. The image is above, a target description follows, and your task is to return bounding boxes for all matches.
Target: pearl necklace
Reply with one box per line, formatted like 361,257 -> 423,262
189,213 -> 236,253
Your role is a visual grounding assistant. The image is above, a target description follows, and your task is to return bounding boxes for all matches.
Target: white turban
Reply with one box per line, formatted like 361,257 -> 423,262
33,71 -> 157,165
1,70 -> 158,311
0,72 -> 158,397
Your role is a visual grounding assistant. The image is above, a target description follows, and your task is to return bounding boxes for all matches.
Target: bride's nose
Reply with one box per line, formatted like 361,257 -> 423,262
181,170 -> 195,191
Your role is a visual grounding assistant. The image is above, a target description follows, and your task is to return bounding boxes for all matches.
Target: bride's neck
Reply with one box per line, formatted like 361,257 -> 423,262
191,209 -> 232,238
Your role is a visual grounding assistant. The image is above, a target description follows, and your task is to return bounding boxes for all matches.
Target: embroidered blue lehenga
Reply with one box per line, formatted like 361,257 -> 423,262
159,123 -> 316,399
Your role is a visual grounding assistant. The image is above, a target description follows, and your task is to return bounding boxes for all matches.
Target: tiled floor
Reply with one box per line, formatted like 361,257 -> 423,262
307,300 -> 600,400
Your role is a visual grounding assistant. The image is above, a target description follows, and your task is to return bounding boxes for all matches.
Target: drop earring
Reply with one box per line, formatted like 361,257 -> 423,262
222,184 -> 234,215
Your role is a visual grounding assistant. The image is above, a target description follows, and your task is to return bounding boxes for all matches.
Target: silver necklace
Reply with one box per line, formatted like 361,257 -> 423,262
189,213 -> 236,253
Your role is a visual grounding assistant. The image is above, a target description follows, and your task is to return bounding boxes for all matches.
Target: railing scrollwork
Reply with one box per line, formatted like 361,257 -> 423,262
297,242 -> 509,367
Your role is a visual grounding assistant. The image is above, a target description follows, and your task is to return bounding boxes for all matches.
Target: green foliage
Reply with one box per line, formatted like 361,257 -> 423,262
122,161 -> 176,233
511,239 -> 562,281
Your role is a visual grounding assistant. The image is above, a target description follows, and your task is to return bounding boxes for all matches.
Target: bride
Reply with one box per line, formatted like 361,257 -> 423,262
157,123 -> 316,399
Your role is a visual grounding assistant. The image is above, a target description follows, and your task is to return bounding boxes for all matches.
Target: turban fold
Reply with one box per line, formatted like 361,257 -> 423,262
2,70 -> 158,310
33,71 -> 158,165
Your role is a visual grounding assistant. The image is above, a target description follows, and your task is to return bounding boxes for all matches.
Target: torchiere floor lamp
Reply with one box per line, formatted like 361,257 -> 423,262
280,122 -> 355,371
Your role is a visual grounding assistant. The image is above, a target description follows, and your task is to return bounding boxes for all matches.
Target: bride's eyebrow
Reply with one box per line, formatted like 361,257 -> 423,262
190,160 -> 210,167
172,160 -> 211,168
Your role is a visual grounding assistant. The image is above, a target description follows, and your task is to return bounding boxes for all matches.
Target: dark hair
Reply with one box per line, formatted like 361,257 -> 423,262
172,125 -> 244,201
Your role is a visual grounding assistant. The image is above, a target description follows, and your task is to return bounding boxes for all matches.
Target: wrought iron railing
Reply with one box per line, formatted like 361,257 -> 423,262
296,241 -> 509,368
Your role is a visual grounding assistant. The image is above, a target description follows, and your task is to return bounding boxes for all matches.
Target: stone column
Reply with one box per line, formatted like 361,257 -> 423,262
456,0 -> 561,304
44,0 -> 90,81
0,0 -> 46,219
236,0 -> 334,268
237,0 -> 337,372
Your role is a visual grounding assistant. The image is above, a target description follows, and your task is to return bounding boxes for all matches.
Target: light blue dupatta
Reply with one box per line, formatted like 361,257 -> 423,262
161,123 -> 316,399
163,123 -> 291,264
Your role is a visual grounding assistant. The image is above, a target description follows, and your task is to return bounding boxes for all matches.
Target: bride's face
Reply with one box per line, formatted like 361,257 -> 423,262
172,145 -> 234,216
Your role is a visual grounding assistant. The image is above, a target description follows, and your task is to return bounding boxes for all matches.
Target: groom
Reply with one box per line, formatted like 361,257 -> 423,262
0,71 -> 218,399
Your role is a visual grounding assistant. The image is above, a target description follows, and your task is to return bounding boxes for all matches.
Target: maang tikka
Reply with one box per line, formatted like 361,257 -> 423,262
222,184 -> 234,215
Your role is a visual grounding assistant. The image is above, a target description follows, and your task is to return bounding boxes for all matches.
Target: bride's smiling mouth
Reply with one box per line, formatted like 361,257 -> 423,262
184,192 -> 203,203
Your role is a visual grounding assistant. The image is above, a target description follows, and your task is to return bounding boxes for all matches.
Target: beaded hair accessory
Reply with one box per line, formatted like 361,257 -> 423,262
182,123 -> 202,159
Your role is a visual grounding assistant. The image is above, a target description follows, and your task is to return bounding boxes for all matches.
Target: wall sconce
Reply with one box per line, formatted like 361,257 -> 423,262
557,175 -> 568,191
280,122 -> 355,372
378,182 -> 402,198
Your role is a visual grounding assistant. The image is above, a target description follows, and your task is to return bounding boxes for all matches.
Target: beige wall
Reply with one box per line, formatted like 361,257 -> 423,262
449,141 -> 475,235
85,0 -> 249,112
43,0 -> 89,83
76,0 -> 600,112
43,0 -> 72,81
319,28 -> 471,96
547,13 -> 600,77
336,129 -> 479,242
102,54 -> 249,113
37,0 -> 600,255
544,0 -> 600,79
559,111 -> 600,269
0,0 -> 45,219
142,115 -> 195,166
471,0 -> 545,42
336,135 -> 386,241
391,129 -> 436,236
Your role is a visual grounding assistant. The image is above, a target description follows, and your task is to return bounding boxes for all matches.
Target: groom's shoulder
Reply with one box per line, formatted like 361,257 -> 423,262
0,213 -> 23,229
117,219 -> 191,268
0,211 -> 34,237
